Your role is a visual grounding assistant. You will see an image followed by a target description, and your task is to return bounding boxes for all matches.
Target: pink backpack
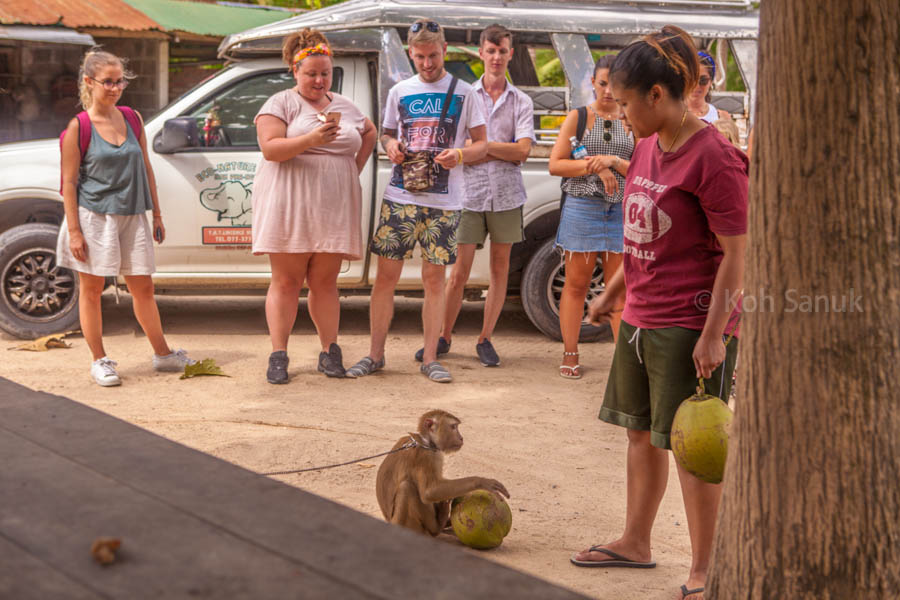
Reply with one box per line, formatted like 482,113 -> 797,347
58,106 -> 143,194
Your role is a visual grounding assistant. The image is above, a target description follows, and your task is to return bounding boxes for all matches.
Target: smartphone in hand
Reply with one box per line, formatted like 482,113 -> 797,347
154,226 -> 163,244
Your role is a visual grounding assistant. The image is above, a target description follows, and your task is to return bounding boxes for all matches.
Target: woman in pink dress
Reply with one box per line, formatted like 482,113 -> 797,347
253,28 -> 377,384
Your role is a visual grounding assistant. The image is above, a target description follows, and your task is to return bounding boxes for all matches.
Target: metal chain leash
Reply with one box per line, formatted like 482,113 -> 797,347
261,436 -> 422,476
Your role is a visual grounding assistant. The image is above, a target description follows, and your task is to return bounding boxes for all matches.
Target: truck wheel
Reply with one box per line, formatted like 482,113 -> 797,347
0,224 -> 80,339
521,237 -> 609,342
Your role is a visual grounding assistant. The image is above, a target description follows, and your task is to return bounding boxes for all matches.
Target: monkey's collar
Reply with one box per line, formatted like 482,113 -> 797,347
406,433 -> 438,451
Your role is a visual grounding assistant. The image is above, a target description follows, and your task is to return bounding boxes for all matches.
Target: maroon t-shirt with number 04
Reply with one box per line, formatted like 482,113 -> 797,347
621,124 -> 749,334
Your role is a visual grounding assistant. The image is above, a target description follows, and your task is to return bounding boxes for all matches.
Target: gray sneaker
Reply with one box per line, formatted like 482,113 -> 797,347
267,351 -> 289,384
475,339 -> 500,367
153,349 -> 196,372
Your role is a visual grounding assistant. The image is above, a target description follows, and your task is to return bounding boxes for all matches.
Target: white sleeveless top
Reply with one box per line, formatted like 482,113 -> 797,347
699,102 -> 719,124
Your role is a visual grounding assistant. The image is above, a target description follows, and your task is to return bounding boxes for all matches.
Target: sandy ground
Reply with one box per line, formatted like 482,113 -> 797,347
1,293 -> 696,600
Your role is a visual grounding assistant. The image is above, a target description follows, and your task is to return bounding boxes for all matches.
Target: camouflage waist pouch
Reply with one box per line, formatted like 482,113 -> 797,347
401,150 -> 437,193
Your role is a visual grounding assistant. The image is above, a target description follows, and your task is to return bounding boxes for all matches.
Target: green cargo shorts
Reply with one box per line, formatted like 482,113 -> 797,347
599,319 -> 738,450
457,206 -> 524,249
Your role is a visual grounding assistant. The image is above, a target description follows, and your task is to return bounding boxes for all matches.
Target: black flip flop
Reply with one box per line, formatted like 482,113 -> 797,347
681,584 -> 704,598
570,546 -> 656,568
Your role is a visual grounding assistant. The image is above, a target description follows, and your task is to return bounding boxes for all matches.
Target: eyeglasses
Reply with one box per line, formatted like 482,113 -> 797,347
698,76 -> 711,86
410,21 -> 441,33
90,77 -> 129,90
603,119 -> 613,142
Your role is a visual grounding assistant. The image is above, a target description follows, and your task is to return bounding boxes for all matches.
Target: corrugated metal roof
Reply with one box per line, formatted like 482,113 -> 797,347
0,0 -> 161,31
122,0 -> 290,37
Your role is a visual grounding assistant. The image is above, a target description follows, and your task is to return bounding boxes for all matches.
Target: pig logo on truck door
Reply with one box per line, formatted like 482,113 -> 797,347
200,180 -> 252,226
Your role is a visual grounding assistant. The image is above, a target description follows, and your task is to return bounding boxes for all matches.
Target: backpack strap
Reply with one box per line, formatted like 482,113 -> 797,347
575,106 -> 588,143
117,106 -> 143,143
558,106 -> 591,207
58,112 -> 91,194
76,111 -> 92,157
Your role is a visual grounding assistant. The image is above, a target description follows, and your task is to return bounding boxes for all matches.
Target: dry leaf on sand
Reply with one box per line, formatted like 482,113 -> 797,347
9,330 -> 80,352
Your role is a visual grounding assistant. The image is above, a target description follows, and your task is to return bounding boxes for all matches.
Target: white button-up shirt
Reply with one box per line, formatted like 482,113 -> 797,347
463,77 -> 535,212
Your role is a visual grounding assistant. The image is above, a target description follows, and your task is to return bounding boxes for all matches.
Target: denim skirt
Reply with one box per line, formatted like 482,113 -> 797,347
555,195 -> 624,253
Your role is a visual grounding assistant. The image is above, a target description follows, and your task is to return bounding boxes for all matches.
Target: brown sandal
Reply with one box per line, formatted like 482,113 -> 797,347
559,351 -> 582,379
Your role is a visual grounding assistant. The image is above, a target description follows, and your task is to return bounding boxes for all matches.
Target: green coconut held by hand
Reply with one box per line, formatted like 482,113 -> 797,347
670,382 -> 734,484
450,490 -> 512,549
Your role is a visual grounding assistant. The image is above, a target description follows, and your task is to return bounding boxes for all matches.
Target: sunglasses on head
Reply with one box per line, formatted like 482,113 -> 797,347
698,75 -> 711,86
410,21 -> 441,33
603,119 -> 613,142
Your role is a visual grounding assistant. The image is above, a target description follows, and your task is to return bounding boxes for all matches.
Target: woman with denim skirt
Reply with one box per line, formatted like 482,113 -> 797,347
549,55 -> 633,379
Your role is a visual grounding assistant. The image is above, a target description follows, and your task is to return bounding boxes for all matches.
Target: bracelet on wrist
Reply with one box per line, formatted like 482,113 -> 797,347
455,148 -> 464,165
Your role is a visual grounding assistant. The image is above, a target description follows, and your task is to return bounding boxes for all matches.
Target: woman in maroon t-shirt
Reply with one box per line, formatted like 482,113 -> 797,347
570,26 -> 748,600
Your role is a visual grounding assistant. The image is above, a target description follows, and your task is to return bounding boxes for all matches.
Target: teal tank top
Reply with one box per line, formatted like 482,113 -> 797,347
77,121 -> 154,215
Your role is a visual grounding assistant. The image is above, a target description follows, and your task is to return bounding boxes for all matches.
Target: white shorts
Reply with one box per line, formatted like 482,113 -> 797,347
56,206 -> 156,276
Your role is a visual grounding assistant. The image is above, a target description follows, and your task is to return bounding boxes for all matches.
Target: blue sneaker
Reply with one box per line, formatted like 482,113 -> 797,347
414,336 -> 451,362
476,340 -> 500,367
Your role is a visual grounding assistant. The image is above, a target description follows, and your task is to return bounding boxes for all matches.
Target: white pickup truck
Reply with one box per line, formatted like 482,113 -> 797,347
0,0 -> 758,340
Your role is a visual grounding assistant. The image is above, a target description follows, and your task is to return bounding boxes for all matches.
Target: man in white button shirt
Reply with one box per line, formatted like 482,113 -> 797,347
416,24 -> 534,367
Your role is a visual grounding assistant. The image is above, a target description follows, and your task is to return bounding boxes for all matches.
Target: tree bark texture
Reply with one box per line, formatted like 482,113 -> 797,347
706,1 -> 900,598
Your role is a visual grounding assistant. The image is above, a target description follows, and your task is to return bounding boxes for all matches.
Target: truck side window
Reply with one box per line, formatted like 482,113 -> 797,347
185,68 -> 344,149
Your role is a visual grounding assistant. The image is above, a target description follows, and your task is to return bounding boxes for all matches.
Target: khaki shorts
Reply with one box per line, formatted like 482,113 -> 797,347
599,319 -> 738,450
56,206 -> 155,276
457,206 -> 524,249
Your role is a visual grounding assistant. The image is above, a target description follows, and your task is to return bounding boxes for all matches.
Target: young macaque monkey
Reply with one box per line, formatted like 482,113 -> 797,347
376,409 -> 509,536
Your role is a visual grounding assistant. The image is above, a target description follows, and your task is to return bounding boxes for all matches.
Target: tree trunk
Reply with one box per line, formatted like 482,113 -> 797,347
706,1 -> 900,598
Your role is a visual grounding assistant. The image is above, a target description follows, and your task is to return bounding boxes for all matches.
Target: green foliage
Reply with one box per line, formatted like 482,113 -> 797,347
249,0 -> 346,8
180,358 -> 229,379
534,49 -> 564,87
710,41 -> 746,92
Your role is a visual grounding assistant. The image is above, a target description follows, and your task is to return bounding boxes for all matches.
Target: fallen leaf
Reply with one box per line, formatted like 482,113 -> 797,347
91,537 -> 121,565
9,330 -> 80,352
357,463 -> 375,469
180,358 -> 229,379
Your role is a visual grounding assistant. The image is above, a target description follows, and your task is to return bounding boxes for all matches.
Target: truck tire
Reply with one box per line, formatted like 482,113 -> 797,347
520,237 -> 609,342
0,223 -> 80,339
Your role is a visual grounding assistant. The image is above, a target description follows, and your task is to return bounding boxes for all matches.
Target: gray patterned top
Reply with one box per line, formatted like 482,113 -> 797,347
561,113 -> 634,203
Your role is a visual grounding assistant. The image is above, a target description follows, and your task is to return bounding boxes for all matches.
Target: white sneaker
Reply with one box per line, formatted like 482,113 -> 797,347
153,348 -> 196,372
91,357 -> 122,387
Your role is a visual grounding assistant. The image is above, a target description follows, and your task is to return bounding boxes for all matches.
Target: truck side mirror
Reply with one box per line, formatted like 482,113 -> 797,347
153,118 -> 199,154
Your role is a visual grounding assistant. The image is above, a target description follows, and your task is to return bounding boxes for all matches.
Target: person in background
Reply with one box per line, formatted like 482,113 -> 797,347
713,118 -> 741,147
252,28 -> 377,384
688,50 -> 731,124
421,23 -> 534,368
345,19 -> 487,383
548,55 -> 633,379
573,26 -> 748,600
56,49 -> 195,387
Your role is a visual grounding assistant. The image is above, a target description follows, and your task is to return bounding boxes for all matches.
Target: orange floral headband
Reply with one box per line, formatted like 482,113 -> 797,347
292,43 -> 332,66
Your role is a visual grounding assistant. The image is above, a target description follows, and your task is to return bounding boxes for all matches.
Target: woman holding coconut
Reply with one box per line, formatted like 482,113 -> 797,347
571,26 -> 748,600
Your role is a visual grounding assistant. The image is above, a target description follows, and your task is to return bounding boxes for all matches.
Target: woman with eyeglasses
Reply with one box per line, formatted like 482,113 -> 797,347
56,49 -> 195,387
548,54 -> 633,379
689,51 -> 731,124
